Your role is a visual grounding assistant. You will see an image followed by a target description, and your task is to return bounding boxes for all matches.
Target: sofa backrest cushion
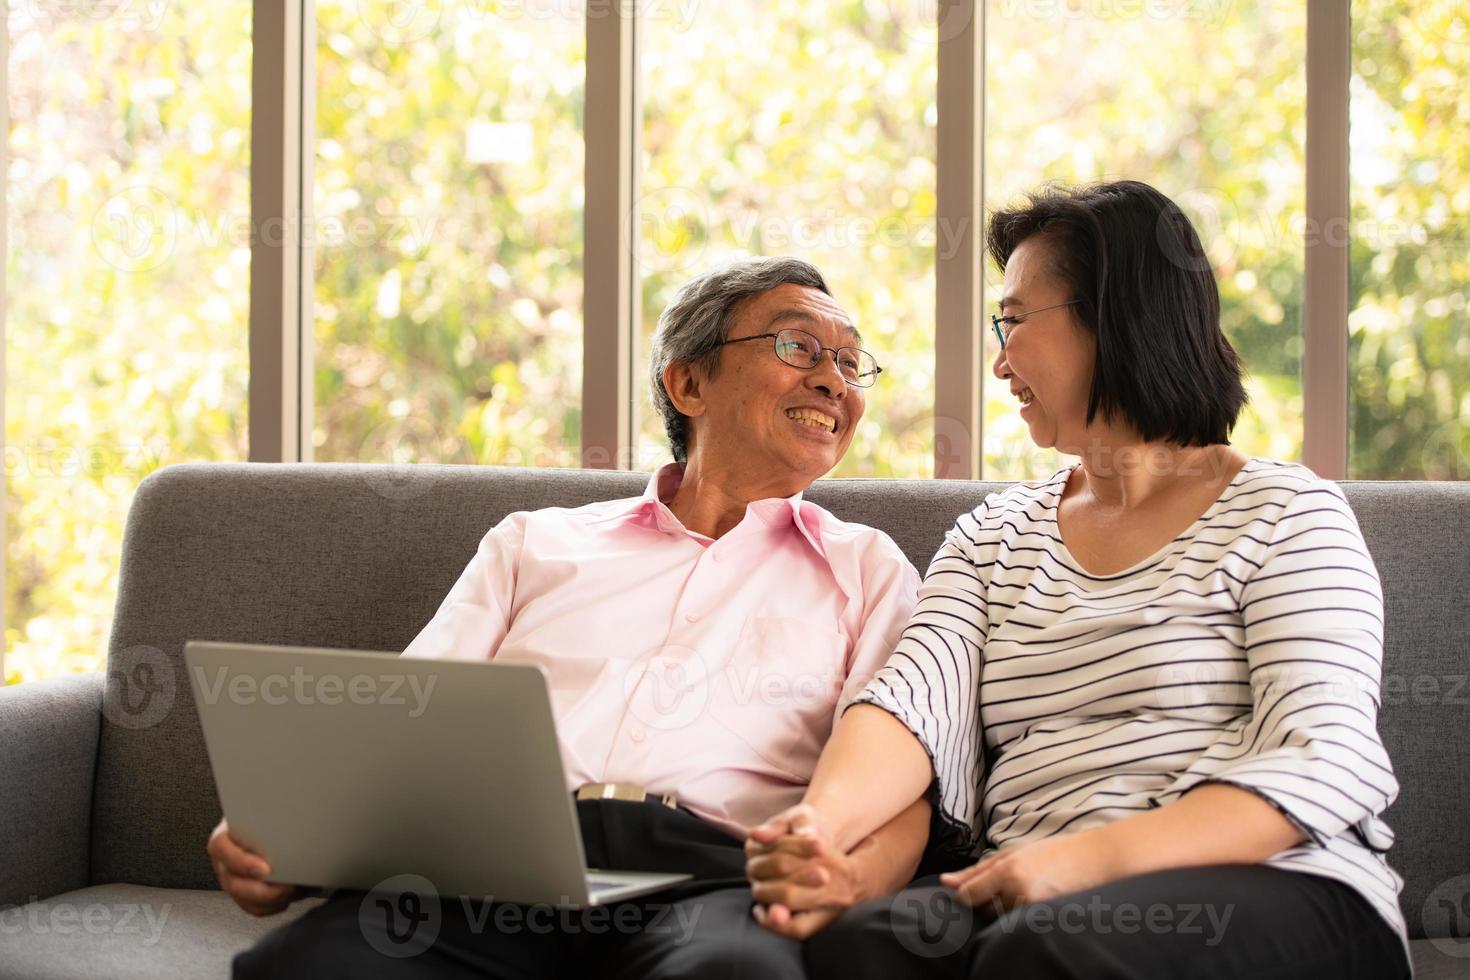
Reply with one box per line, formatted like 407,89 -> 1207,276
91,464 -> 1469,938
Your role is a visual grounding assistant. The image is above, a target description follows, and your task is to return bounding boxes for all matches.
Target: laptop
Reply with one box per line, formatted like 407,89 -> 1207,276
184,640 -> 691,906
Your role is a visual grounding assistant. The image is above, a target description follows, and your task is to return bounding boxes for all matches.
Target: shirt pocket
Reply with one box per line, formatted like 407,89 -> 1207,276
708,615 -> 849,781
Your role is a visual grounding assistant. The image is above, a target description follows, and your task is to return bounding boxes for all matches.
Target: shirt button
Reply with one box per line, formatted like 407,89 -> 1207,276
631,729 -> 646,743
685,612 -> 700,623
711,550 -> 723,563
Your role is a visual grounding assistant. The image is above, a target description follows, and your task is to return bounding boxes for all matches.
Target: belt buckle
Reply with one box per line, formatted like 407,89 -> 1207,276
576,782 -> 677,809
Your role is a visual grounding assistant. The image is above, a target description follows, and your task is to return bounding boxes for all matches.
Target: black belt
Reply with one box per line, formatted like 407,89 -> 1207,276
574,782 -> 678,809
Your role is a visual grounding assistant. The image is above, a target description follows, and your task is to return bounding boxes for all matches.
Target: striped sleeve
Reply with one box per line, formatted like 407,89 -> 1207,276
849,504 -> 991,852
1187,480 -> 1399,847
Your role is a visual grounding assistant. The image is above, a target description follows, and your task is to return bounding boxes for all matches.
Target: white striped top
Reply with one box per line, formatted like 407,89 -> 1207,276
854,457 -> 1407,950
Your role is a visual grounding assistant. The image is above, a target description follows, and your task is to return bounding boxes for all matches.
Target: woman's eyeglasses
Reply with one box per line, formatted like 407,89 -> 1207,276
990,300 -> 1080,350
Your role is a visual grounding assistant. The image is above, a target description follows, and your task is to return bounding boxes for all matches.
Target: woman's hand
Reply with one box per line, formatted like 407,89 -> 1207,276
746,804 -> 868,939
940,830 -> 1119,912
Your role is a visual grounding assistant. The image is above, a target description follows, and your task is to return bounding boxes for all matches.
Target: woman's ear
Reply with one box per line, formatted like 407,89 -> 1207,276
663,360 -> 707,420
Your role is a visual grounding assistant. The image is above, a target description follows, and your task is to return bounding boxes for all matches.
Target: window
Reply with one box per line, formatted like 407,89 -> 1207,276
4,3 -> 251,684
5,2 -> 1467,684
1349,0 -> 1470,478
634,0 -> 938,476
982,1 -> 1307,479
312,1 -> 585,468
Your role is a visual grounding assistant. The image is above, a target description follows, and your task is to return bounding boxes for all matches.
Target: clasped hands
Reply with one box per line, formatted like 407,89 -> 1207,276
743,803 -> 1120,939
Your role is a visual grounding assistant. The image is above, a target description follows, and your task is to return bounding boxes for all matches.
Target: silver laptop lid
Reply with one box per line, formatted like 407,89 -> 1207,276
185,641 -> 596,905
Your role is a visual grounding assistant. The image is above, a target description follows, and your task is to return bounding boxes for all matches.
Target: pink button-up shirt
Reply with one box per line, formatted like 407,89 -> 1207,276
402,463 -> 920,838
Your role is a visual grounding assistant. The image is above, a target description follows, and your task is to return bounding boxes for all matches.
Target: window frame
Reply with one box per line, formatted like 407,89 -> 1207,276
200,0 -> 1358,481
0,0 -> 1381,681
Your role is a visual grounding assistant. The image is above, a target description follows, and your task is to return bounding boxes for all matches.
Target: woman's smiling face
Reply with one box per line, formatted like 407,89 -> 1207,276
991,236 -> 1098,454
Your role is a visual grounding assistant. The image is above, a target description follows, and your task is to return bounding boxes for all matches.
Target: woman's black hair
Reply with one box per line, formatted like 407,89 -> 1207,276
986,179 -> 1248,446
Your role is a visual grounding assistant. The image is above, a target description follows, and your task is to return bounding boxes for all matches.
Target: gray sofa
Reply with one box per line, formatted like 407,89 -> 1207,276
2,463 -> 1468,978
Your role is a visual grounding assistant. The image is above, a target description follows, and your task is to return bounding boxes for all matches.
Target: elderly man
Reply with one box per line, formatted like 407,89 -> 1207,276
211,256 -> 930,979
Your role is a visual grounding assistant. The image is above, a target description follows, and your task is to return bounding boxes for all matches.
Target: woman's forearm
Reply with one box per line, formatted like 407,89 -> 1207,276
845,798 -> 932,901
804,704 -> 934,852
1092,783 -> 1306,880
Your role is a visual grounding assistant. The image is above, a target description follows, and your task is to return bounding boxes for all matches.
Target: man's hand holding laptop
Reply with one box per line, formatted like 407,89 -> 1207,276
208,818 -> 307,917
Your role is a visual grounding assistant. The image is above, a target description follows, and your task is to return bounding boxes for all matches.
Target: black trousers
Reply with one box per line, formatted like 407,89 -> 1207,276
233,799 -> 802,980
804,865 -> 1410,980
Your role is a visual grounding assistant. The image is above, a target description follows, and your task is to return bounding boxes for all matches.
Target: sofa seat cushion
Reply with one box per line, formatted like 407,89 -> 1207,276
4,884 -> 1463,978
0,883 -> 323,980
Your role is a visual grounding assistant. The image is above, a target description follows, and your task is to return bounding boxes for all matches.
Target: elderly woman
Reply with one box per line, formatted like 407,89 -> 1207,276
744,181 -> 1410,979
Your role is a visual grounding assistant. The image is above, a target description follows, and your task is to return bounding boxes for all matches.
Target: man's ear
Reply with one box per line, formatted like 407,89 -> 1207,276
663,360 -> 707,420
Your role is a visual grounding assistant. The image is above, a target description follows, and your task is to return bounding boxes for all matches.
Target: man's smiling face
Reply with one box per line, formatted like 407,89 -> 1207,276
682,282 -> 866,490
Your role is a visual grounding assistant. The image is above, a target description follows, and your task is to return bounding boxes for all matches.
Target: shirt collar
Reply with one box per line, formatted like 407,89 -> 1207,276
607,462 -> 828,557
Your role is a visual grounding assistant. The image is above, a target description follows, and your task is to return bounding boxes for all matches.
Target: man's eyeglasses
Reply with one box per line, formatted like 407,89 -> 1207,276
990,300 -> 1080,351
718,328 -> 883,388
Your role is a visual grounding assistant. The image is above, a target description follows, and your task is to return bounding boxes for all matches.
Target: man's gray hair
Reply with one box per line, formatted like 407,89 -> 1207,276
649,255 -> 830,463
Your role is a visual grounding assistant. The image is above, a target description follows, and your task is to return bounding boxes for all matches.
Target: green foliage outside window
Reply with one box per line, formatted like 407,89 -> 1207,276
4,0 -> 1466,684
